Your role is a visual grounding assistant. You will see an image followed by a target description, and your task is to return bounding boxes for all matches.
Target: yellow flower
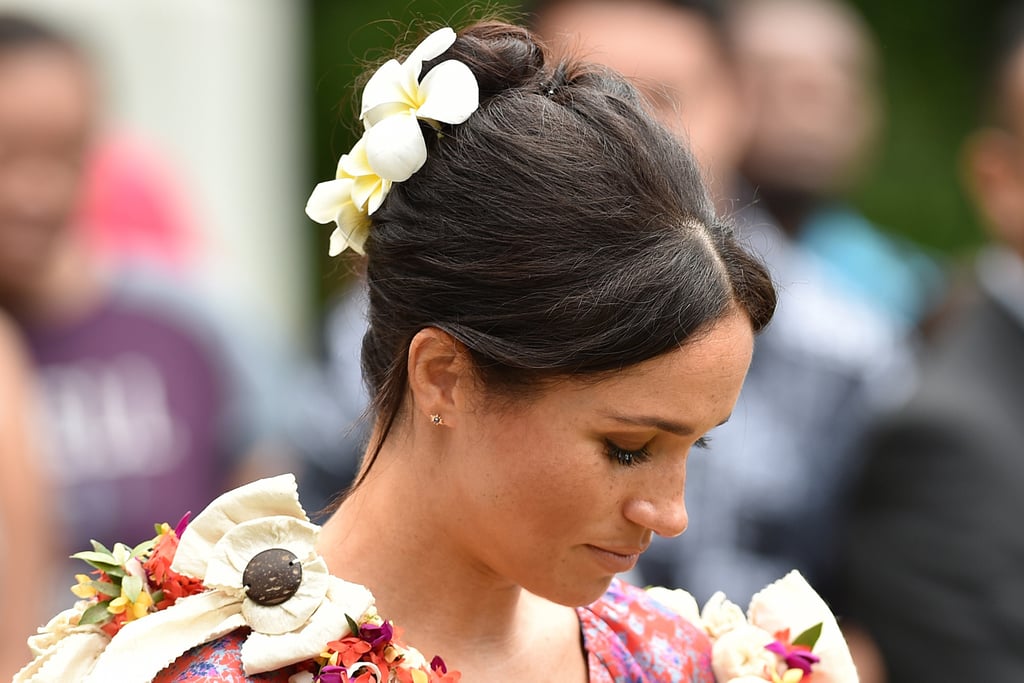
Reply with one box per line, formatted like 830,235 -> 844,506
71,574 -> 98,599
771,668 -> 805,683
107,585 -> 154,621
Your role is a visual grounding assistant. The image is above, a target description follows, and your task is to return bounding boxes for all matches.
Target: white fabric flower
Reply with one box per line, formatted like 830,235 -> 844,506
711,624 -> 778,681
76,475 -> 375,682
646,586 -> 703,630
359,26 -> 479,182
747,571 -> 860,683
701,590 -> 748,639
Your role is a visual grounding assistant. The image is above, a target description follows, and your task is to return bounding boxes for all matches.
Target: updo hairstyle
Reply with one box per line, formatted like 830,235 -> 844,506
357,21 -> 776,477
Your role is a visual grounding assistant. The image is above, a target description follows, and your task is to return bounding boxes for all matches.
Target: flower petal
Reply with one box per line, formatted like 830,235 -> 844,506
415,60 -> 479,124
330,204 -> 372,256
242,557 -> 330,635
240,577 -> 375,675
305,177 -> 354,224
363,100 -> 415,129
646,586 -> 702,630
362,112 -> 427,181
405,27 -> 457,75
748,571 -> 859,683
360,59 -> 418,121
339,138 -> 374,177
351,174 -> 383,213
171,475 -> 307,580
203,516 -> 319,587
366,178 -> 392,215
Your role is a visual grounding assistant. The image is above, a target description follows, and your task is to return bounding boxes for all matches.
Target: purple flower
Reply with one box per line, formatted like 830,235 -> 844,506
359,621 -> 394,650
316,664 -> 347,683
765,641 -> 821,676
431,656 -> 448,674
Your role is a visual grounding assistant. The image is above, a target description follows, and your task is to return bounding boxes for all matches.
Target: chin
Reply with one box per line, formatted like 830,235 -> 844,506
532,574 -> 616,608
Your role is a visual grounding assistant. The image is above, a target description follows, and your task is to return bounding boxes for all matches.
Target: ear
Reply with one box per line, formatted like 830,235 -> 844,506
406,328 -> 473,428
963,128 -> 1024,251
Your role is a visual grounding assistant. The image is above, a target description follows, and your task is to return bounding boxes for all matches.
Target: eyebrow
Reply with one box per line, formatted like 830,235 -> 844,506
604,412 -> 732,437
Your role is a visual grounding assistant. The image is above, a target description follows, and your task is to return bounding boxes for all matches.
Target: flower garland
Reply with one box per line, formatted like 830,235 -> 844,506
15,473 -> 859,683
305,26 -> 480,256
14,475 -> 461,683
648,573 -> 860,683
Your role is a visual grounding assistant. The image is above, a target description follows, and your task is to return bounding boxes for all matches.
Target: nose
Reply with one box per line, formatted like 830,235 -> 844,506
623,472 -> 689,538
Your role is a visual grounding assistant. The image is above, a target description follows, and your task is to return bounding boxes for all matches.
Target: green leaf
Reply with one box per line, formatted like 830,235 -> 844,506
122,575 -> 143,602
792,622 -> 823,650
92,581 -> 121,598
78,601 -> 112,626
101,564 -> 127,579
89,540 -> 113,555
71,550 -> 116,565
345,613 -> 360,636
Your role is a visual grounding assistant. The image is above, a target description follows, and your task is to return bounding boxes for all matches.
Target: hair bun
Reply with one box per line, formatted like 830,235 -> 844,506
425,21 -> 546,100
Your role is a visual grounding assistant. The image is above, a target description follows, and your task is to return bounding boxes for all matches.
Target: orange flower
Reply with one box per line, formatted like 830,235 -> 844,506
325,637 -> 373,668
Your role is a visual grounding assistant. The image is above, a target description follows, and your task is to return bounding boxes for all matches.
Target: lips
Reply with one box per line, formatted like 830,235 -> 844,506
586,544 -> 647,574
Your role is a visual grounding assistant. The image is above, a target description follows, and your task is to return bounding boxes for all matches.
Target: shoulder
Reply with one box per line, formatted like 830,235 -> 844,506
579,579 -> 713,683
153,630 -> 305,682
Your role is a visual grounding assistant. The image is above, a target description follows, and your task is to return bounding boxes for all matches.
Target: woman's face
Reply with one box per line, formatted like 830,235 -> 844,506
440,309 -> 755,606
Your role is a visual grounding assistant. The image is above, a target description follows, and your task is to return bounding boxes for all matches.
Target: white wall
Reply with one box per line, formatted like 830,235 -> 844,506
0,0 -> 312,346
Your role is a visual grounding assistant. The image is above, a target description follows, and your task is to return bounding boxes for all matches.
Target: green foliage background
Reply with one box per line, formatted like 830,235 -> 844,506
309,0 -> 1011,299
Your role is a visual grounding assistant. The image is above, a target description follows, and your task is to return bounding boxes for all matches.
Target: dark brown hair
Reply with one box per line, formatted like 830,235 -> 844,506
355,21 -> 775,484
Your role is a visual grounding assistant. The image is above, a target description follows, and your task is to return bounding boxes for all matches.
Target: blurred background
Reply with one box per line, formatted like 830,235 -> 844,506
1,0 -> 1021,680
0,0 -> 1000,324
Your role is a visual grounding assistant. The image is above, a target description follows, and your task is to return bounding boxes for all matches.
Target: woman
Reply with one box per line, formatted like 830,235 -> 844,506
16,20 -> 779,683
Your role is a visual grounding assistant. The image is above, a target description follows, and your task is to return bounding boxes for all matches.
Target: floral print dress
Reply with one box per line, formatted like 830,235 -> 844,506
155,579 -> 714,683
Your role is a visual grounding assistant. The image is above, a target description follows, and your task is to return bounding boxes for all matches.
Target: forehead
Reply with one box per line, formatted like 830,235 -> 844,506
537,1 -> 728,84
541,311 -> 754,425
733,2 -> 871,75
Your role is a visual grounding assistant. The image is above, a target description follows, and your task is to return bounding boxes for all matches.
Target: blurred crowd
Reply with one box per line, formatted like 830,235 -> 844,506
0,1 -> 1022,681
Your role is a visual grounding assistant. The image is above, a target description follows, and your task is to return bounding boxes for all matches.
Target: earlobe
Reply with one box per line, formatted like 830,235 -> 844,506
406,328 -> 468,428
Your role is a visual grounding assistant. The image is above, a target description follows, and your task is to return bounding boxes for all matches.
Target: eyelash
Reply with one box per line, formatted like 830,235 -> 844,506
604,437 -> 713,467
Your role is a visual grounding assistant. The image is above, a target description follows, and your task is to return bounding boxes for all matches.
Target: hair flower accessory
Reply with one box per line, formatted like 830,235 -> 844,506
306,26 -> 480,256
647,571 -> 860,683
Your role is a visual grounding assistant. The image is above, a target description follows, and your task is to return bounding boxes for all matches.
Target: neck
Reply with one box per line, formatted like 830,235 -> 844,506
316,430 -> 581,677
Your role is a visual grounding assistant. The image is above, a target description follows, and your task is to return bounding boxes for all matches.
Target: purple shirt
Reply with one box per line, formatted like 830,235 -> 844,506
23,292 -> 230,555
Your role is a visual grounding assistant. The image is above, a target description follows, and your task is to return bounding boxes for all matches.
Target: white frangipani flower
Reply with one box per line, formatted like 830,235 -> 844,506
306,26 -> 480,256
305,154 -> 373,256
359,26 -> 480,182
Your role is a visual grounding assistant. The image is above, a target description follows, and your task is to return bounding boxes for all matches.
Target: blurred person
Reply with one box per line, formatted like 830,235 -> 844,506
840,6 -> 1024,680
0,312 -> 53,681
729,0 -> 943,332
76,132 -> 201,274
0,13 -> 289,581
531,0 -> 909,606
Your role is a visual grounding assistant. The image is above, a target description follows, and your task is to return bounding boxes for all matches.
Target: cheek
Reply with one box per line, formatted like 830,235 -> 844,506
460,413 -> 611,529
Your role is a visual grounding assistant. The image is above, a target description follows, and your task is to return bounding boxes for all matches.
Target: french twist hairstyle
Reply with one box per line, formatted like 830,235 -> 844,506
355,21 -> 775,483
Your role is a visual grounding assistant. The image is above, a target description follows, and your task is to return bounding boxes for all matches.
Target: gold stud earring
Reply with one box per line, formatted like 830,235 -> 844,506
430,414 -> 444,426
